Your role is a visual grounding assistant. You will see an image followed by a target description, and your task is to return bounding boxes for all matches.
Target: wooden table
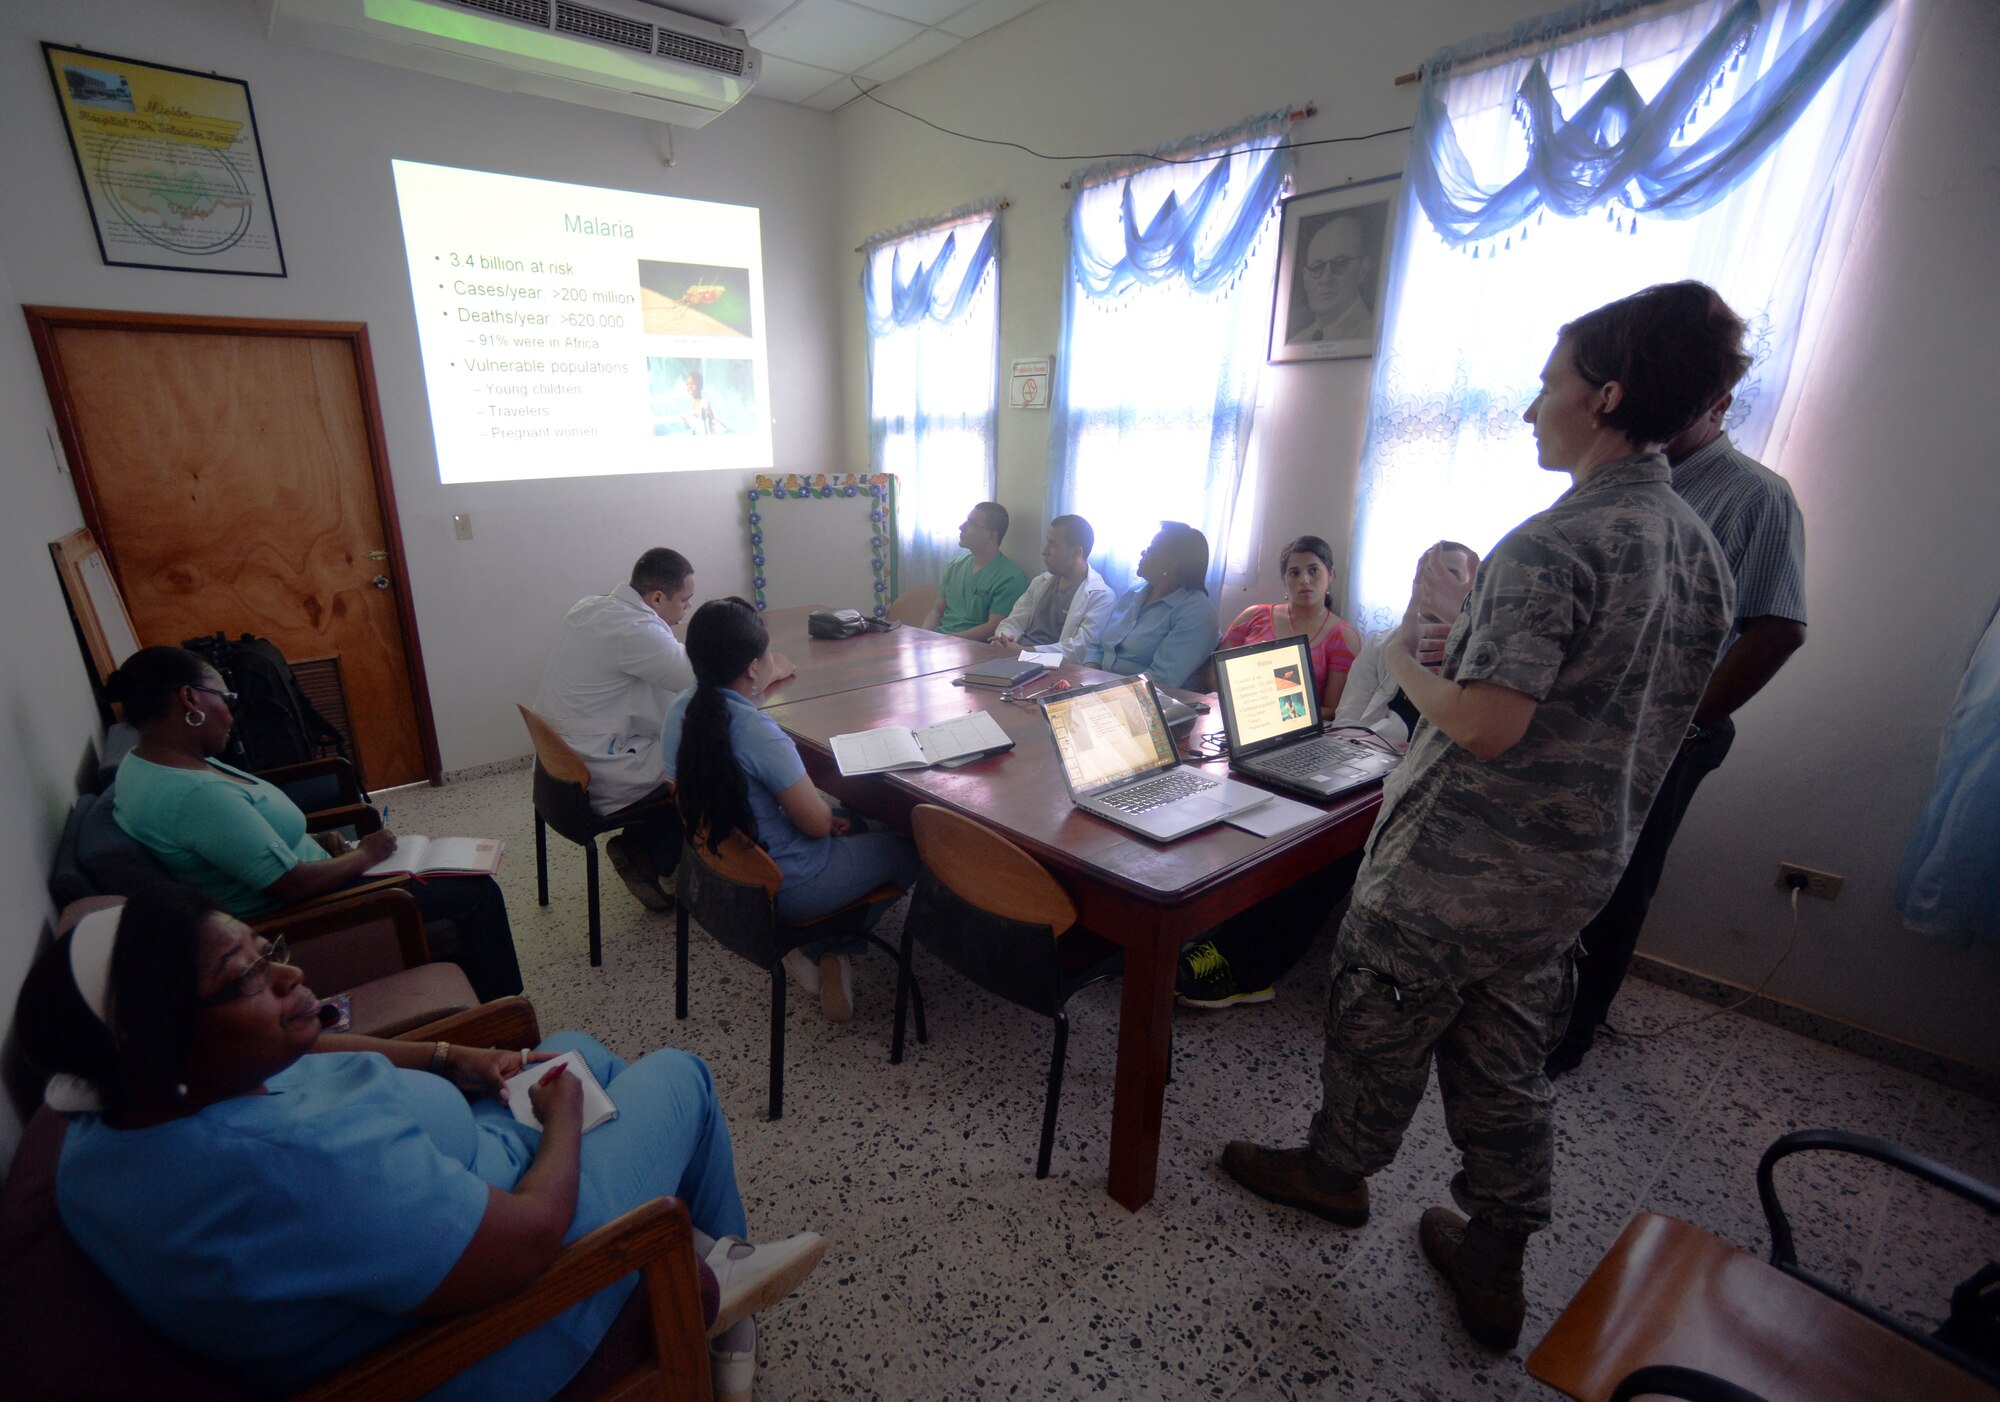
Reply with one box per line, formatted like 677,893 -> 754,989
756,608 -> 997,708
759,630 -> 1383,1211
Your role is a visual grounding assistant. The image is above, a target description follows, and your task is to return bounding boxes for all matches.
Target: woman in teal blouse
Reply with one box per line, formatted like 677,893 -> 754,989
105,646 -> 523,1002
1085,522 -> 1220,690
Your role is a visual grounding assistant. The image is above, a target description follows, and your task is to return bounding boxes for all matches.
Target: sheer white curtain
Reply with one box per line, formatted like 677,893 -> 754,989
1049,116 -> 1289,594
865,213 -> 999,592
1349,0 -> 1900,628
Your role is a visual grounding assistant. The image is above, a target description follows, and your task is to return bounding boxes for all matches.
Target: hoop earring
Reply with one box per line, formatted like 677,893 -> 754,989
185,708 -> 208,728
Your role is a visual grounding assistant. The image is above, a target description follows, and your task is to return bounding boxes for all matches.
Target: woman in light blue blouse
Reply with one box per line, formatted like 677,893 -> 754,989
1085,522 -> 1220,690
664,598 -> 918,1024
20,885 -> 825,1402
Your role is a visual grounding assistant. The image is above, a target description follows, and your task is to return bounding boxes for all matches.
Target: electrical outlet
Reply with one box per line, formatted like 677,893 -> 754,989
452,513 -> 474,540
1776,862 -> 1842,901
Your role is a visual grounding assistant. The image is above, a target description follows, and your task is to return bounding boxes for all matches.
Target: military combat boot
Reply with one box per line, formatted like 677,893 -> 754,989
1418,1207 -> 1528,1349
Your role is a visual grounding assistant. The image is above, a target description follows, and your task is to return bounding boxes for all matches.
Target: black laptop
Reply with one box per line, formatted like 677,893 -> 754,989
1211,634 -> 1400,800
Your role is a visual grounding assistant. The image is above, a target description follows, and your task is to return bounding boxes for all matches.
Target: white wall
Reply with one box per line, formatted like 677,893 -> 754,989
832,0 -> 2000,1070
0,239 -> 103,1164
0,0 -> 845,774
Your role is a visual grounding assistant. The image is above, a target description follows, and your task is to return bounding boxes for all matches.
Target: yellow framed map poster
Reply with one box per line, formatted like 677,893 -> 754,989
42,44 -> 286,278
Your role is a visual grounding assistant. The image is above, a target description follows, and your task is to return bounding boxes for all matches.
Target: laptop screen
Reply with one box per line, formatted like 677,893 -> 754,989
1214,635 -> 1322,755
1042,676 -> 1178,796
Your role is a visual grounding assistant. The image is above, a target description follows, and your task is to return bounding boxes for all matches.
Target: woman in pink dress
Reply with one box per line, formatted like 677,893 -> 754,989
1219,535 -> 1363,713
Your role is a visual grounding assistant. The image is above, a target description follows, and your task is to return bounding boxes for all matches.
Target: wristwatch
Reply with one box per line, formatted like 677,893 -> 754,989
428,1041 -> 451,1075
1685,720 -> 1712,744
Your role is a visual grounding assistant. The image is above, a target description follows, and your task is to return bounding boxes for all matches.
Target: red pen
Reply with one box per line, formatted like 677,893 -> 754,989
538,1062 -> 569,1087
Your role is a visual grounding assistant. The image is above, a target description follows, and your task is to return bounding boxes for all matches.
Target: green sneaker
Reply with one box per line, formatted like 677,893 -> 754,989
1175,940 -> 1274,1009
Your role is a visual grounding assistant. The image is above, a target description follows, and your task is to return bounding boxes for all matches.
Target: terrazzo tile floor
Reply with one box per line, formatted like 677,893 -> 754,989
383,767 -> 2000,1400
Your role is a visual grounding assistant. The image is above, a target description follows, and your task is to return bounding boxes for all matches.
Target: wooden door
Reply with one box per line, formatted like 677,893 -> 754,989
27,307 -> 441,788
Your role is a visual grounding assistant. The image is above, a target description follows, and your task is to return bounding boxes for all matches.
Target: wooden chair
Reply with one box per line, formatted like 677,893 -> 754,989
674,828 -> 922,1118
517,703 -> 679,967
0,997 -> 713,1402
1526,1130 -> 2000,1402
893,805 -> 1123,1178
887,584 -> 939,627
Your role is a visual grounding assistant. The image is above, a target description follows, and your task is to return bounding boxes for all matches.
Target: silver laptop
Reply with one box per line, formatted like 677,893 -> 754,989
1040,675 -> 1271,840
1212,635 -> 1400,800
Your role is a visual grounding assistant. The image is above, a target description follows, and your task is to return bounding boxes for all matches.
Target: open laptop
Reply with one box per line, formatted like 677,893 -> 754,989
1040,675 -> 1270,841
1212,634 -> 1401,800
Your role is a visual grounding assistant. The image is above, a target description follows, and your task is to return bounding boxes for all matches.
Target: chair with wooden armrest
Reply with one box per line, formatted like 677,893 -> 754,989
887,584 -> 939,627
0,995 -> 715,1402
263,889 -> 477,1039
674,828 -> 923,1119
96,723 -> 367,813
1525,1129 -> 2000,1402
894,805 -> 1123,1178
517,703 -> 679,967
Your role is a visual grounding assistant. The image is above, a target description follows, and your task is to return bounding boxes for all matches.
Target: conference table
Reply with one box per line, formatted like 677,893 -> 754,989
754,606 -> 1383,1210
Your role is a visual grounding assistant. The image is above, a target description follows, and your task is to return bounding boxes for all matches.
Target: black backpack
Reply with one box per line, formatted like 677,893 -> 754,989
180,633 -> 349,775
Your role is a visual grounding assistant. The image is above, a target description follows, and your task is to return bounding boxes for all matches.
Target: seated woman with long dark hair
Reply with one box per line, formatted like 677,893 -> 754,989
1218,534 -> 1364,714
16,884 -> 826,1402
104,645 -> 522,1002
663,598 -> 919,1023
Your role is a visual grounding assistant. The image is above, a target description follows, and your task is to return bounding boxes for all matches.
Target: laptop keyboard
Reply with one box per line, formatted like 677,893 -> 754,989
1257,736 -> 1381,776
1102,770 -> 1214,813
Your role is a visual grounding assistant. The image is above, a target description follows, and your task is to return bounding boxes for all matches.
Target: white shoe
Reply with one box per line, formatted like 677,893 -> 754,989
704,1233 -> 826,1340
780,949 -> 819,997
818,953 -> 853,1023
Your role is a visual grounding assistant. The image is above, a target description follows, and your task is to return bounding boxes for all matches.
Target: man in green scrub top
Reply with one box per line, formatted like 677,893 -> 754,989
923,501 -> 1030,639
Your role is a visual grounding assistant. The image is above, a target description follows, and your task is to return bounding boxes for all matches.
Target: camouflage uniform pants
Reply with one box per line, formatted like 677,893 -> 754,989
1307,909 -> 1576,1236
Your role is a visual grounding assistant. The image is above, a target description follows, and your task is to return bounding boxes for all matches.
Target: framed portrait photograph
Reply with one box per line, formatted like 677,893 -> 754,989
1268,175 -> 1400,363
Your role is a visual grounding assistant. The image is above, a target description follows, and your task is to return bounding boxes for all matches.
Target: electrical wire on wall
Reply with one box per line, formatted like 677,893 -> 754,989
844,78 -> 1412,170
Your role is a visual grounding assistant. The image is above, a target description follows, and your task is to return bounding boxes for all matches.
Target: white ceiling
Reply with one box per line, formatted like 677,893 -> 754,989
647,0 -> 1052,112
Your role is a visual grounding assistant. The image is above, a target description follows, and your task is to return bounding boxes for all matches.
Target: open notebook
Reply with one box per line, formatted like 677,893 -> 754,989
362,835 -> 503,879
831,711 -> 1013,775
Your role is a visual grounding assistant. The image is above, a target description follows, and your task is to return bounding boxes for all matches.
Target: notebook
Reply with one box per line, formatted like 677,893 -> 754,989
1211,635 -> 1400,800
361,835 -> 504,879
504,1050 -> 618,1134
831,711 -> 1014,774
1039,675 -> 1269,841
960,657 -> 1046,689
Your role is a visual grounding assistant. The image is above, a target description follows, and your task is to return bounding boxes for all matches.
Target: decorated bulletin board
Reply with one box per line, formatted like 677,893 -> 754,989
746,473 -> 897,617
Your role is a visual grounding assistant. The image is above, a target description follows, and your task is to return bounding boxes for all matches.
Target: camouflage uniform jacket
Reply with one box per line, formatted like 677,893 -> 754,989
1350,451 -> 1734,955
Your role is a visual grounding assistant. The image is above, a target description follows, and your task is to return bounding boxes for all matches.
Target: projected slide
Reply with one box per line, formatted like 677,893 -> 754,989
391,159 -> 772,484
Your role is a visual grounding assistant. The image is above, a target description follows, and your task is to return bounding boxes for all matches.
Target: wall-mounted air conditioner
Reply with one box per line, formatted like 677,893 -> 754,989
264,0 -> 760,127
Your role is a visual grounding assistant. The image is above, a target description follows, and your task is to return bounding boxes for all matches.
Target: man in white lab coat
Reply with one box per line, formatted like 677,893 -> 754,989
534,548 -> 699,909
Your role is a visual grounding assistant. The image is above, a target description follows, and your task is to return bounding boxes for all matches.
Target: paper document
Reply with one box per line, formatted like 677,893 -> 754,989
1019,649 -> 1066,668
505,1050 -> 618,1134
1224,793 -> 1322,837
362,835 -> 503,879
831,710 -> 1014,775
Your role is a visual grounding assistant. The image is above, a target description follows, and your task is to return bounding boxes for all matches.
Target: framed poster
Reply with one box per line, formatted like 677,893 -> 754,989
1268,175 -> 1399,363
42,43 -> 287,277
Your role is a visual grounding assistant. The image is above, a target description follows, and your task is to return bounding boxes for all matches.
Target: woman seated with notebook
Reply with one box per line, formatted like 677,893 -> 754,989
663,598 -> 919,1023
18,884 -> 826,1402
1085,522 -> 1220,690
104,646 -> 523,1003
1218,535 -> 1363,714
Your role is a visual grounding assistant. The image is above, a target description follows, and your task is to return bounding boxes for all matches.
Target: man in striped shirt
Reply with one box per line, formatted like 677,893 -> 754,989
1546,393 -> 1809,1076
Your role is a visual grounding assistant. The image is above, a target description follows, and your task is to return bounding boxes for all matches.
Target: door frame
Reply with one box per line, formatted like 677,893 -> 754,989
24,304 -> 445,786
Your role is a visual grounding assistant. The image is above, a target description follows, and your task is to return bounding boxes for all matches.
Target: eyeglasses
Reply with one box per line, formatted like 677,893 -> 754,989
192,685 -> 240,707
1304,256 -> 1358,280
197,935 -> 290,1008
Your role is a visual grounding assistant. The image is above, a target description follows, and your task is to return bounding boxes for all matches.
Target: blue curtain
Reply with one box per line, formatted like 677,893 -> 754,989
1047,112 -> 1291,596
863,205 -> 1002,593
1345,0 -> 1899,630
1897,603 -> 2000,947
1413,0 -> 1892,245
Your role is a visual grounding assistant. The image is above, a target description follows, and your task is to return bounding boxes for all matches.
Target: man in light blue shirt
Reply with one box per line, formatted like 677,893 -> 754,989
1085,522 -> 1219,690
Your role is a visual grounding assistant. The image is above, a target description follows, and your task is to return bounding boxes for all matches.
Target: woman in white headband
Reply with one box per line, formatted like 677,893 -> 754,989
18,884 -> 822,1402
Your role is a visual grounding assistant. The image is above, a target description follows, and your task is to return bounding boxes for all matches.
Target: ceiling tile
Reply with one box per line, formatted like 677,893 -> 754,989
801,76 -> 862,112
857,29 -> 961,83
751,0 -> 924,71
655,0 -> 792,32
937,0 -> 1046,41
752,53 -> 847,102
844,0 -> 974,24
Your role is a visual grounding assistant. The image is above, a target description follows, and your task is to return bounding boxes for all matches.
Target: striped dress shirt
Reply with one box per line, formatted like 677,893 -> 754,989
1671,433 -> 1808,649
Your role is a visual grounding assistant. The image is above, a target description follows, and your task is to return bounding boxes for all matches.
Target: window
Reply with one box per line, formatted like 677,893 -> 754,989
1048,115 -> 1290,593
1349,0 -> 1900,627
863,212 -> 999,592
